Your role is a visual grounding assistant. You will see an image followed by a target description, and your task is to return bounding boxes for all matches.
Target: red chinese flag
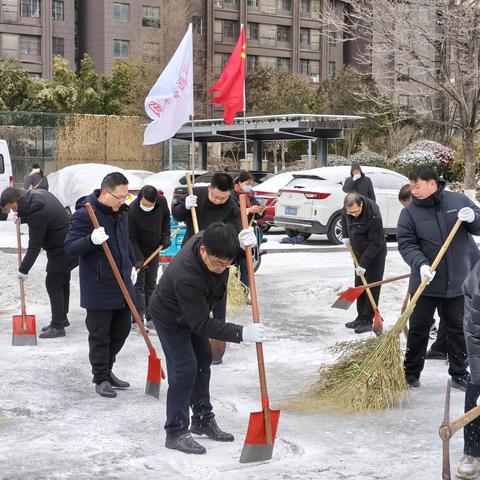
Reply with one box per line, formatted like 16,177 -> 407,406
209,25 -> 245,124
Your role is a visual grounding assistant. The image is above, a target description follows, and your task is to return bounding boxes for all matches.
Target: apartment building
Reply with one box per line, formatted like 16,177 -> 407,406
0,0 -> 75,78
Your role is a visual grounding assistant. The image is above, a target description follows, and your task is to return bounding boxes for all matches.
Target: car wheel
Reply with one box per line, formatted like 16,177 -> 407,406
285,228 -> 311,240
327,214 -> 343,245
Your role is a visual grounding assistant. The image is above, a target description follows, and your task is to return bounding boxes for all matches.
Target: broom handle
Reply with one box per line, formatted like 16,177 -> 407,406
240,194 -> 273,445
348,245 -> 379,312
186,172 -> 199,234
15,217 -> 27,328
137,227 -> 181,272
85,203 -> 157,356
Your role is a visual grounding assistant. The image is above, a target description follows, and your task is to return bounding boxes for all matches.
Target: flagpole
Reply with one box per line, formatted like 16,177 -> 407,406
241,24 -> 248,170
190,115 -> 195,182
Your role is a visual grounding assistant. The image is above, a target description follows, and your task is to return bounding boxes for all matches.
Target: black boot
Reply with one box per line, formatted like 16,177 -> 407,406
165,433 -> 206,454
406,375 -> 420,388
95,380 -> 117,398
190,417 -> 234,442
41,318 -> 70,332
109,372 -> 130,389
451,374 -> 470,392
345,318 -> 362,329
39,326 -> 66,338
354,322 -> 373,334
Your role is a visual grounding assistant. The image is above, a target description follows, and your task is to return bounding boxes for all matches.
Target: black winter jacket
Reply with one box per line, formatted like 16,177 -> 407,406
397,183 -> 480,298
17,189 -> 75,274
24,170 -> 49,190
128,195 -> 171,263
342,173 -> 376,202
64,190 -> 136,310
149,233 -> 243,342
341,196 -> 386,269
172,187 -> 241,246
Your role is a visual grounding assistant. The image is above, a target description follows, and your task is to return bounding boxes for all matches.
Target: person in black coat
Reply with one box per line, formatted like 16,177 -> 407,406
0,187 -> 77,338
172,172 -> 241,246
128,185 -> 171,328
342,163 -> 376,201
23,163 -> 49,190
64,172 -> 137,399
341,192 -> 387,333
149,222 -> 266,455
397,165 -> 480,390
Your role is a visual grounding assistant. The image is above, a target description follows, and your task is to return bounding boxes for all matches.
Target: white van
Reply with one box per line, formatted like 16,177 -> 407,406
0,140 -> 14,220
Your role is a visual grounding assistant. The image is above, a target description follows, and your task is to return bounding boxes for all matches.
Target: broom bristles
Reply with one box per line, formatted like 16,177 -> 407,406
227,266 -> 248,316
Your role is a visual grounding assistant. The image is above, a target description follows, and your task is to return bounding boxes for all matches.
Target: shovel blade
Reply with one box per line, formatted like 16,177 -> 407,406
145,353 -> 163,399
239,408 -> 280,464
12,314 -> 37,346
331,287 -> 363,310
372,309 -> 383,337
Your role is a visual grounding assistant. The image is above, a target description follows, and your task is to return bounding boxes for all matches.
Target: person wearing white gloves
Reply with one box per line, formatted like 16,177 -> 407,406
149,222 -> 268,455
397,165 -> 480,390
342,163 -> 376,202
65,172 -> 138,399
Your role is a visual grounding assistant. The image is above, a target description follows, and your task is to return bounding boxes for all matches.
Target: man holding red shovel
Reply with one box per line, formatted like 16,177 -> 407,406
149,221 -> 267,455
64,172 -> 138,398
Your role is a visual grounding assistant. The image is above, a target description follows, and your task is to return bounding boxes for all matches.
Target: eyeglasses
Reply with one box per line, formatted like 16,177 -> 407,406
207,254 -> 233,269
106,190 -> 129,202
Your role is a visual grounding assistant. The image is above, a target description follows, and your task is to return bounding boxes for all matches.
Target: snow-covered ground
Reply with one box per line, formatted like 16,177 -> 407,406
0,218 -> 466,480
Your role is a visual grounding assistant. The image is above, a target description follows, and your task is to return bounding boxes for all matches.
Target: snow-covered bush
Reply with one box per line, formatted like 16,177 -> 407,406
349,150 -> 387,167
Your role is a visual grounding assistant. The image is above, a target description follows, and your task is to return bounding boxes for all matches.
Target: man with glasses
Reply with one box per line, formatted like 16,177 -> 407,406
149,221 -> 266,455
65,172 -> 138,398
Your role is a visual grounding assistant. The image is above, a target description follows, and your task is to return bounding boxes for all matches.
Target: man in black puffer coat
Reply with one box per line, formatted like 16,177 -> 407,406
341,192 -> 387,334
0,187 -> 77,338
397,165 -> 480,390
342,163 -> 376,202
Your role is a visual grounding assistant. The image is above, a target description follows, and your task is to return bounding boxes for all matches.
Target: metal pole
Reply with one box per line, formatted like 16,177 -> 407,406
242,23 -> 248,169
307,139 -> 312,169
191,116 -> 195,180
168,138 -> 173,170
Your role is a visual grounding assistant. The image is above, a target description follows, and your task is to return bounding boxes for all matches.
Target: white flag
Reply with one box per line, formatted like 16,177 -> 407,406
143,24 -> 193,145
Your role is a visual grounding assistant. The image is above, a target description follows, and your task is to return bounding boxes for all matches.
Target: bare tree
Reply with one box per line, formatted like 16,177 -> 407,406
321,0 -> 480,193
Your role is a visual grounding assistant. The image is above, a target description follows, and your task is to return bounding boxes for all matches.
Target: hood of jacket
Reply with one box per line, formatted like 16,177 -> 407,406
17,190 -> 46,218
412,177 -> 447,208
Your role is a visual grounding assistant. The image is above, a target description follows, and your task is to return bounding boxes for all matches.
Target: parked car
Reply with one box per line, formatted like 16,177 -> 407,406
48,163 -> 145,214
274,166 -> 408,244
0,140 -> 13,220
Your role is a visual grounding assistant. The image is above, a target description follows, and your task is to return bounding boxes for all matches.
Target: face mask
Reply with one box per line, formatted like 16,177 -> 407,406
140,204 -> 154,212
353,174 -> 361,181
242,184 -> 253,192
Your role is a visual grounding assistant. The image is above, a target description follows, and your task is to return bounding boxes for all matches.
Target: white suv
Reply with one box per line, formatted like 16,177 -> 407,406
274,166 -> 408,244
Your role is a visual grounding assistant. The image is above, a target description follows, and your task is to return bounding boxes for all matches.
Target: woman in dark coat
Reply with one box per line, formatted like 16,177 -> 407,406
24,163 -> 49,190
342,163 -> 375,201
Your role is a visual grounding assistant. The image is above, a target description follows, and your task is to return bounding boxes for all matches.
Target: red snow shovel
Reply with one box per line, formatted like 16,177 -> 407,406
239,194 -> 280,464
12,217 -> 37,346
85,203 -> 165,399
332,273 -> 410,310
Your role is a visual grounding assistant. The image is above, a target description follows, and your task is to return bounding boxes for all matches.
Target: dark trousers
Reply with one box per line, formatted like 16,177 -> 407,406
430,313 -> 448,354
134,259 -> 159,322
355,255 -> 385,325
45,270 -> 71,329
404,295 -> 468,380
85,308 -> 131,384
464,382 -> 480,457
155,322 -> 214,436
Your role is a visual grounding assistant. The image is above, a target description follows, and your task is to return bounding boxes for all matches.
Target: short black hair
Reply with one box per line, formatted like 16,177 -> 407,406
398,184 -> 411,203
32,163 -> 41,169
201,222 -> 239,260
0,187 -> 24,207
344,192 -> 363,208
101,172 -> 129,190
408,165 -> 438,182
211,172 -> 234,192
140,185 -> 158,203
234,171 -> 253,184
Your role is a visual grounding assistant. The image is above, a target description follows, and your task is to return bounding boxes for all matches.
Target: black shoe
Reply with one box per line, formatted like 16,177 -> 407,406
109,372 -> 130,389
354,322 -> 373,334
451,374 -> 470,392
190,417 -> 234,442
41,318 -> 70,332
345,318 -> 361,329
406,375 -> 420,388
165,433 -> 206,454
39,326 -> 66,338
95,380 -> 117,398
425,348 -> 448,360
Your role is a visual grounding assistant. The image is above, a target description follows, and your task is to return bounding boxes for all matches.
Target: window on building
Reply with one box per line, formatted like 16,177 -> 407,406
278,0 -> 291,10
300,28 -> 310,47
2,33 -> 18,58
397,63 -> 409,82
3,0 -> 18,22
223,20 -> 239,39
247,55 -> 258,73
224,0 -> 239,5
300,59 -> 310,75
277,57 -> 291,71
113,3 -> 129,22
114,39 -> 129,58
143,6 -> 160,28
20,0 -> 40,17
247,0 -> 259,7
20,34 -> 40,55
277,26 -> 291,43
398,94 -> 409,107
300,0 -> 311,14
328,61 -> 336,78
143,41 -> 161,63
221,53 -> 230,69
52,0 -> 64,20
193,16 -> 203,35
328,31 -> 337,46
52,37 -> 64,57
247,23 -> 259,41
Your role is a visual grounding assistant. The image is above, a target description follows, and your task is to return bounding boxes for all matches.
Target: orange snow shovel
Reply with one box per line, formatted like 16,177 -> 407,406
239,194 -> 280,464
85,203 -> 165,399
12,217 -> 37,346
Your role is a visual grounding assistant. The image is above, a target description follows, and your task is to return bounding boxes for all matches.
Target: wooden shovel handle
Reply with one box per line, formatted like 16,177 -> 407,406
138,227 -> 182,272
358,273 -> 410,291
85,203 -> 156,355
186,172 -> 199,234
240,194 -> 273,445
15,217 -> 27,325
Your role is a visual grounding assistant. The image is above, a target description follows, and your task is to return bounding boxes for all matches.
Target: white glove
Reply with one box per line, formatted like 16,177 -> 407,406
342,238 -> 350,247
91,227 -> 109,245
458,207 -> 475,223
130,267 -> 137,285
16,271 -> 28,280
353,174 -> 361,181
238,227 -> 257,250
185,195 -> 198,210
420,265 -> 436,284
355,266 -> 366,276
242,323 -> 267,343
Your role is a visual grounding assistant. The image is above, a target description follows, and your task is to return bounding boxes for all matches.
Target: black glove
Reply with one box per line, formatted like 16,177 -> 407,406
161,237 -> 171,249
